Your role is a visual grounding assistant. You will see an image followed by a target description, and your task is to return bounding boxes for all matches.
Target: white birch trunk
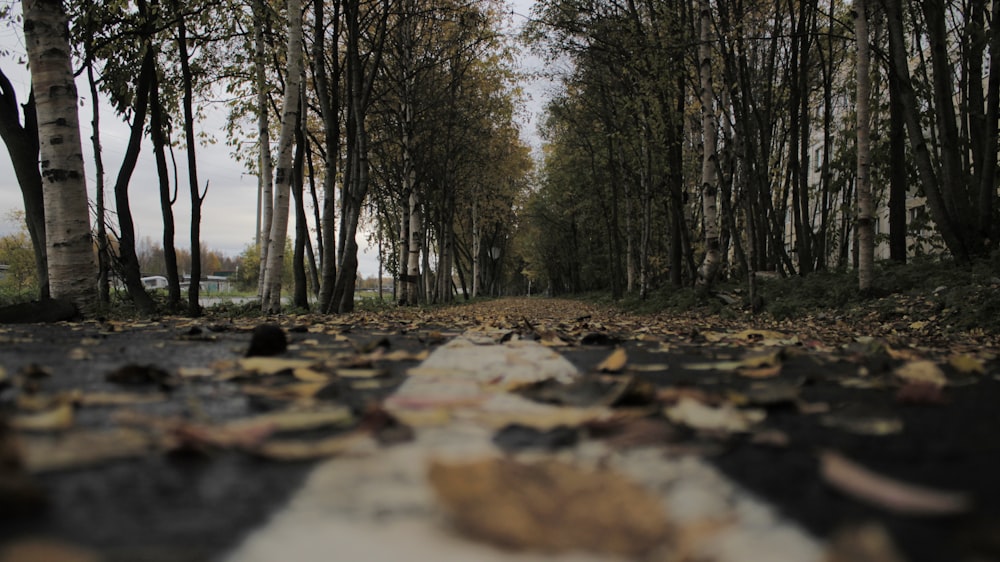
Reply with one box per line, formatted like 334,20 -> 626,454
23,0 -> 98,313
255,0 -> 274,296
855,0 -> 875,292
697,0 -> 722,286
261,0 -> 304,312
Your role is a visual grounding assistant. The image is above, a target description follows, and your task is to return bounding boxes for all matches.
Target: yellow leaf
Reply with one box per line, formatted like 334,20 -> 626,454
177,366 -> 216,378
894,360 -> 947,387
664,397 -> 765,432
597,348 -> 628,373
252,431 -> 367,461
292,367 -> 330,382
225,407 -> 353,433
11,403 -> 75,432
237,357 -> 315,375
948,354 -> 985,375
21,429 -> 152,473
908,321 -> 928,330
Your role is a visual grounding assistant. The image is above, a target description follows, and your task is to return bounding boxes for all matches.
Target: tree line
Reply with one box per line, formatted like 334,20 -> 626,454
518,0 -> 998,301
1,0 -> 530,316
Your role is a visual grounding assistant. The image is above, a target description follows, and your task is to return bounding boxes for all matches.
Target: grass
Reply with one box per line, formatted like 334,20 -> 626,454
603,254 -> 1000,334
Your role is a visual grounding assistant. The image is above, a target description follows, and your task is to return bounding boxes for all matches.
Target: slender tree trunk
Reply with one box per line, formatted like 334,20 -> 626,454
84,58 -> 109,305
314,0 -> 341,313
855,0 -> 874,293
0,70 -> 48,299
887,67 -> 907,263
174,0 -> 205,316
256,0 -> 275,296
697,0 -> 721,287
261,0 -> 305,313
22,0 -> 97,313
112,45 -> 157,314
150,70 -> 182,308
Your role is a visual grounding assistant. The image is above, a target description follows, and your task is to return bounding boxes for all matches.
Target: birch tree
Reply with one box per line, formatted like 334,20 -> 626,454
22,0 -> 98,312
854,0 -> 874,292
696,0 -> 721,287
261,0 -> 305,313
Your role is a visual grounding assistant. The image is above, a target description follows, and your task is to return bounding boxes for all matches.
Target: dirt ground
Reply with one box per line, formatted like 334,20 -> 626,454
2,298 -> 999,562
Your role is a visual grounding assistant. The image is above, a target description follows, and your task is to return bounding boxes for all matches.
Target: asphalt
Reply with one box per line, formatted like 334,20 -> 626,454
1,301 -> 998,562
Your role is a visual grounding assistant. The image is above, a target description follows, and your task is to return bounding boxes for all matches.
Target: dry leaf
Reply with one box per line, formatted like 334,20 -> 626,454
237,357 -> 316,375
251,431 -> 367,461
336,368 -> 388,379
177,366 -> 216,378
825,522 -> 907,562
819,450 -> 972,515
75,392 -> 168,407
664,397 -> 765,432
948,354 -> 985,375
291,367 -> 330,382
10,403 -> 74,432
597,348 -> 628,373
21,429 -> 153,473
894,360 -> 947,387
428,457 -> 671,556
224,407 -> 353,433
0,539 -> 100,562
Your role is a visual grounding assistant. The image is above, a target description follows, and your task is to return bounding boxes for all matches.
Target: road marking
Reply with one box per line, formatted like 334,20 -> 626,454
225,333 -> 824,562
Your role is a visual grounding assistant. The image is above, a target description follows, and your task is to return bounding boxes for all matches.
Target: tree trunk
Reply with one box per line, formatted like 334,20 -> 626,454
887,66 -> 907,263
150,69 -> 182,308
0,70 -> 48,299
313,0 -> 342,313
111,46 -> 157,314
256,0 -> 275,297
261,0 -> 305,313
697,0 -> 721,287
84,57 -> 108,304
855,0 -> 875,293
22,0 -> 98,313
175,0 -> 205,316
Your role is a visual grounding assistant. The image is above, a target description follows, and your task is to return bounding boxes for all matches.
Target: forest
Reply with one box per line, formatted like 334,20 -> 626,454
1,0 -> 998,317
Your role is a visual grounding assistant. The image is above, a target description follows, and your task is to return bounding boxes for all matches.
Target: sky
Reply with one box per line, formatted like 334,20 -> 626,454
0,0 -> 548,279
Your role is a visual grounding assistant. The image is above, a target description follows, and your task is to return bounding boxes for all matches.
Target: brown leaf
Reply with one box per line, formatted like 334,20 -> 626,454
664,397 -> 765,432
21,428 -> 153,473
250,431 -> 368,461
428,457 -> 671,556
10,403 -> 74,432
894,360 -> 947,387
0,539 -> 100,562
819,450 -> 972,515
825,523 -> 907,562
597,347 -> 628,373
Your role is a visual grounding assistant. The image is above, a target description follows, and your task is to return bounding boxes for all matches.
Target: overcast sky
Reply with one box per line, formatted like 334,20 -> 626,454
0,0 -> 547,279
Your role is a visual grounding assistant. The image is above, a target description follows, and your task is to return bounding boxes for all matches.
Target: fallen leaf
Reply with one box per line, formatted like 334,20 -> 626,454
948,354 -> 985,375
819,450 -> 972,516
224,407 -> 353,433
596,348 -> 628,372
825,522 -> 907,562
21,428 -> 153,473
238,357 -> 316,375
336,368 -> 388,379
251,431 -> 368,461
291,367 -> 330,382
0,539 -> 100,562
738,364 -> 783,378
177,366 -> 216,378
820,412 -> 903,436
75,392 -> 168,407
664,397 -> 765,432
428,457 -> 671,556
894,360 -> 947,387
10,403 -> 74,432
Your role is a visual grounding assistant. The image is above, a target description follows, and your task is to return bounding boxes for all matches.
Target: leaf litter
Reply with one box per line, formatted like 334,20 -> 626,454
0,297 -> 997,560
